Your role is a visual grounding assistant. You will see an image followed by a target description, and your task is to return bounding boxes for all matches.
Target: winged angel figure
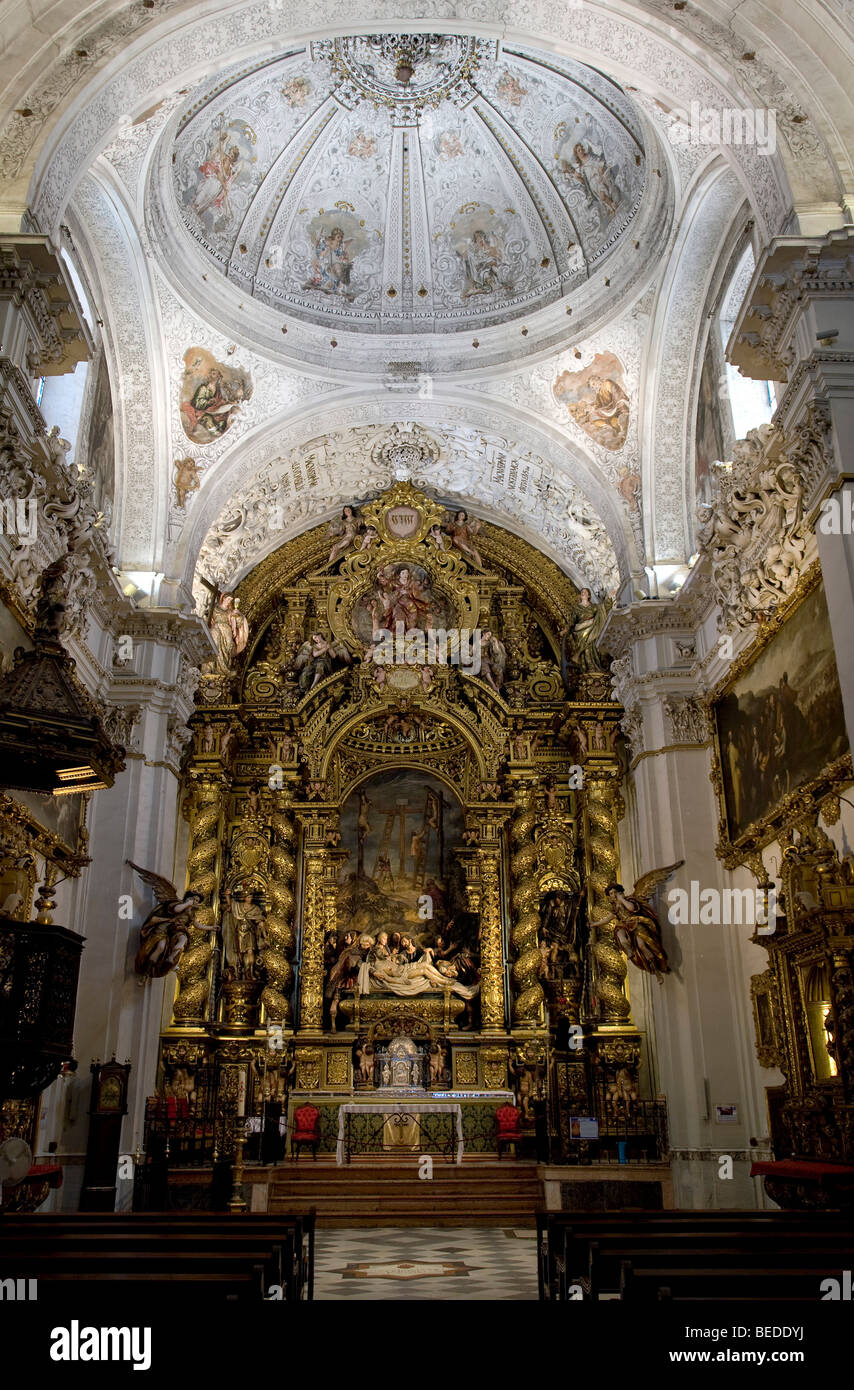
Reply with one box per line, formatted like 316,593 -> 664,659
126,861 -> 215,980
603,862 -> 684,980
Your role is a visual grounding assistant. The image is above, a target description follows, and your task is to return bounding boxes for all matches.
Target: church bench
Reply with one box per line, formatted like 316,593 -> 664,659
589,1240 -> 846,1301
538,1211 -> 854,1301
585,1231 -> 854,1299
619,1259 -> 836,1302
0,1211 -> 314,1301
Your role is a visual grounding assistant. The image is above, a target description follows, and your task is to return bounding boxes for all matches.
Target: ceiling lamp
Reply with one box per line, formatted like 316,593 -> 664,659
395,49 -> 415,84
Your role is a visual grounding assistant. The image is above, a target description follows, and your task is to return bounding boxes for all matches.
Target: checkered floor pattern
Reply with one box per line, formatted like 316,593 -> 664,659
314,1226 -> 539,1300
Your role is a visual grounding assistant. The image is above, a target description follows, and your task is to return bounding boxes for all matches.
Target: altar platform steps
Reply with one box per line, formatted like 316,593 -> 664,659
268,1160 -> 543,1227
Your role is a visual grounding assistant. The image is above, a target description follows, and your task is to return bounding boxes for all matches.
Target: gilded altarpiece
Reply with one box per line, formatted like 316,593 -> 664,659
160,486 -> 643,1153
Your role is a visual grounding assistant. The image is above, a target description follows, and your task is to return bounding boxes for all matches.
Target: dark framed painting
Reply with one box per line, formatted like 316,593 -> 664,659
712,571 -> 851,855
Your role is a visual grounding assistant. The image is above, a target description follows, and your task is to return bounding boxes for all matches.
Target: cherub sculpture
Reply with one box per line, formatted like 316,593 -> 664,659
604,862 -> 684,979
606,1066 -> 638,1117
126,861 -> 215,979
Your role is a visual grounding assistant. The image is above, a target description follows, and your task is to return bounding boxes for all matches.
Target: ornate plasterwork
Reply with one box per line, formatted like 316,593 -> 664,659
25,4 -> 825,580
730,228 -> 854,382
164,38 -> 647,339
19,1 -> 792,250
644,163 -> 744,562
663,696 -> 708,746
190,419 -> 622,603
642,0 -> 843,208
69,172 -> 166,568
696,418 -> 820,630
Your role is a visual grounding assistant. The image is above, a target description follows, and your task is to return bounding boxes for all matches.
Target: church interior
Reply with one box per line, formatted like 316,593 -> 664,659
1,0 -> 854,1351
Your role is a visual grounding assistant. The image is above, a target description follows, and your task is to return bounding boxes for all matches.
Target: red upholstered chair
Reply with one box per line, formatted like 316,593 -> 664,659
495,1104 -> 523,1159
291,1104 -> 320,1160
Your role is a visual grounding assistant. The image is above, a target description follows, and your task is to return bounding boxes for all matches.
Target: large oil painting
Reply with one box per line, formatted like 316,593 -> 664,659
714,581 -> 849,844
323,770 -> 481,1029
86,353 -> 115,505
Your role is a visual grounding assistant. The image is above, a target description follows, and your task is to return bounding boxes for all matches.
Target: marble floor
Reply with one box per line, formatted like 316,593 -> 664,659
314,1225 -> 539,1300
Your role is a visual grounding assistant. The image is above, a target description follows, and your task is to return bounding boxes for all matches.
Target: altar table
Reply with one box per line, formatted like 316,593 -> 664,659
335,1102 -> 464,1165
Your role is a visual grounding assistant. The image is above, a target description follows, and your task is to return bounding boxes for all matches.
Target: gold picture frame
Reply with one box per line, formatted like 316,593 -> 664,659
750,970 -> 782,1071
710,566 -> 852,868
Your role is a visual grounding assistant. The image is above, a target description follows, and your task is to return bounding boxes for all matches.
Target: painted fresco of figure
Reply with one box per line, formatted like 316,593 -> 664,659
193,130 -> 243,221
303,226 -> 356,299
180,348 -> 252,446
560,140 -> 622,221
457,228 -> 513,302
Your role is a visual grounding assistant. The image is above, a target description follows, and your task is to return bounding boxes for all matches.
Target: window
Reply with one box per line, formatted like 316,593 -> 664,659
719,244 -> 776,437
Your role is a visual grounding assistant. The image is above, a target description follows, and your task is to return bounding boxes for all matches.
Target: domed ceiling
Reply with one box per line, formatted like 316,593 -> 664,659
162,34 -> 655,354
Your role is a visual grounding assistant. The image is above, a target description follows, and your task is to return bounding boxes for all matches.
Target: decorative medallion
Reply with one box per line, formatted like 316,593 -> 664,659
314,35 -> 492,116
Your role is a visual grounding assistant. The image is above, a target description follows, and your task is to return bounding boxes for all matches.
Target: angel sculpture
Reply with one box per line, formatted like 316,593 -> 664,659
126,861 -> 215,980
479,629 -> 507,692
603,861 -> 684,980
292,632 -> 353,692
443,508 -> 483,567
325,505 -> 362,567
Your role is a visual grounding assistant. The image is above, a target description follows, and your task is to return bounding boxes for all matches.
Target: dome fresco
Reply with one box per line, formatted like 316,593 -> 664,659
169,36 -> 649,337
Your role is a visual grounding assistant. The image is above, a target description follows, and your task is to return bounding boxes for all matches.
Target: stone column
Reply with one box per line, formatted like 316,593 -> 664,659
604,597 -> 779,1207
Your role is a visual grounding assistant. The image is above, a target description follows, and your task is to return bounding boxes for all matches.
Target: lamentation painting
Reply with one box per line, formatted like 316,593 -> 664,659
323,769 -> 481,1029
714,581 -> 849,844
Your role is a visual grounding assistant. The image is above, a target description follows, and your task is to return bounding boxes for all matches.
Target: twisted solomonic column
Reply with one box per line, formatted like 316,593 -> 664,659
173,775 -> 227,1024
261,796 -> 297,1024
510,783 -> 545,1024
584,772 -> 632,1025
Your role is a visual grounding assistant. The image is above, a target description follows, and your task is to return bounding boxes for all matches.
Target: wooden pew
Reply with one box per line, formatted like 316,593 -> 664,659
0,1211 -> 315,1302
538,1211 -> 854,1302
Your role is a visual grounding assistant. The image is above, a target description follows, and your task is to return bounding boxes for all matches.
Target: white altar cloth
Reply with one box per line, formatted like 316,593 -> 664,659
336,1102 -> 464,1165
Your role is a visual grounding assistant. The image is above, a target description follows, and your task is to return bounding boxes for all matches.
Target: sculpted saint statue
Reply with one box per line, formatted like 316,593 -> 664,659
603,862 -> 684,980
208,593 -> 249,675
560,587 -> 611,682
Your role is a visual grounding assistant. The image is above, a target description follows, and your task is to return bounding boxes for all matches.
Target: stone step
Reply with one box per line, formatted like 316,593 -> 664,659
265,1159 -> 544,1225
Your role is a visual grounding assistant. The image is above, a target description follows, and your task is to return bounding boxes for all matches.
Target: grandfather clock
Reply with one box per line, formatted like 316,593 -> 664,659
79,1058 -> 131,1212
